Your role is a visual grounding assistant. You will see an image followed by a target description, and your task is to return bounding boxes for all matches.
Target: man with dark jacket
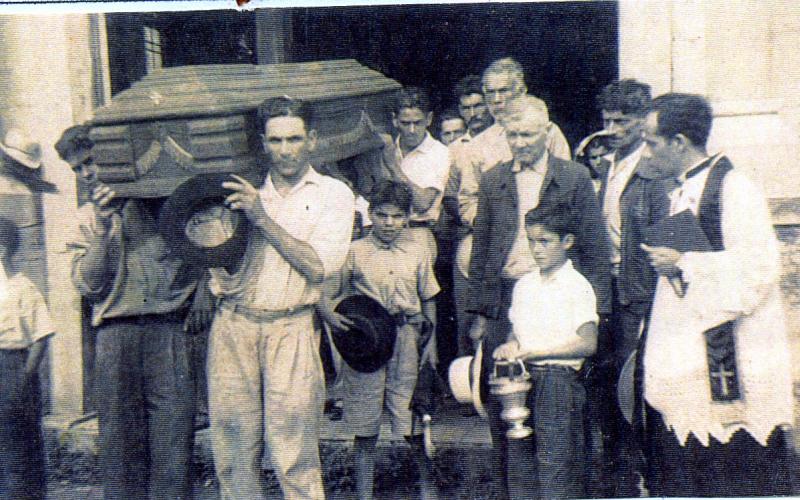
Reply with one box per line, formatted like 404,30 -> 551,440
590,79 -> 671,497
466,96 -> 610,499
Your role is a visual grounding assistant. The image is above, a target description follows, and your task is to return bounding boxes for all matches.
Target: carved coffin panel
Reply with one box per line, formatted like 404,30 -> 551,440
91,60 -> 400,198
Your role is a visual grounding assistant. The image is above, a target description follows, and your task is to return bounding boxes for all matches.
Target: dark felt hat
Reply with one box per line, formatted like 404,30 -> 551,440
159,173 -> 256,268
332,294 -> 397,373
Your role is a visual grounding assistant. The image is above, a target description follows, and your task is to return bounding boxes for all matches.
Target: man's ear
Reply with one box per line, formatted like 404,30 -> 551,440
391,112 -> 399,129
672,133 -> 690,151
307,129 -> 318,152
425,112 -> 433,128
562,233 -> 575,251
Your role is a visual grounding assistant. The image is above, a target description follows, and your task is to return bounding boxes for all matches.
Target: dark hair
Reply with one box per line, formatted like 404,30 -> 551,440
368,180 -> 412,214
524,202 -> 574,238
439,108 -> 465,127
55,124 -> 94,160
454,75 -> 483,100
394,87 -> 432,115
257,96 -> 312,128
597,79 -> 652,117
0,217 -> 20,262
651,93 -> 714,148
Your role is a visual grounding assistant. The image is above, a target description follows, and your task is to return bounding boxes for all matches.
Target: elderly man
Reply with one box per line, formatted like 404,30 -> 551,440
590,79 -> 671,497
466,96 -> 610,499
640,93 -> 793,497
57,125 -> 207,500
208,97 -> 354,499
452,59 -> 573,358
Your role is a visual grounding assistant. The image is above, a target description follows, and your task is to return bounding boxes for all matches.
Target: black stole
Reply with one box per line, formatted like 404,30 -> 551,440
696,156 -> 741,402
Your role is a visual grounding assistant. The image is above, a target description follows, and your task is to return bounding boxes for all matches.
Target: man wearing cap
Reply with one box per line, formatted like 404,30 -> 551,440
56,125 -> 208,500
208,96 -> 354,499
465,96 -> 610,499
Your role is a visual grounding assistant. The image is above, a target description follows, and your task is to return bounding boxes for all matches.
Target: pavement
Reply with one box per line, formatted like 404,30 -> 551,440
45,396 -> 497,499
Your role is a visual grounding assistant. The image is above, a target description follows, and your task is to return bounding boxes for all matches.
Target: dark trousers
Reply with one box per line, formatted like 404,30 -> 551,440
0,349 -> 45,500
478,278 -> 517,500
585,278 -> 648,498
644,405 -> 794,497
507,365 -> 587,500
95,315 -> 195,500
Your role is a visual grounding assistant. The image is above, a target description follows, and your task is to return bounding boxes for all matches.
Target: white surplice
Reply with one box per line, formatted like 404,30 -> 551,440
643,157 -> 794,447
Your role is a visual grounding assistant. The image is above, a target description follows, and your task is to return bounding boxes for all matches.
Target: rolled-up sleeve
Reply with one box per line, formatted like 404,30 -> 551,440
308,180 -> 355,278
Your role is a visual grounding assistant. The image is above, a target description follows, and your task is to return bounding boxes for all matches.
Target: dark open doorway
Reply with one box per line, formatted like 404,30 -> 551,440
291,2 -> 618,147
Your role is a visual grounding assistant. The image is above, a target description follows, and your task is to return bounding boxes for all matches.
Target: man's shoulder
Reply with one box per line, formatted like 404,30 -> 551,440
480,160 -> 514,186
549,156 -> 590,178
312,169 -> 356,198
559,263 -> 596,299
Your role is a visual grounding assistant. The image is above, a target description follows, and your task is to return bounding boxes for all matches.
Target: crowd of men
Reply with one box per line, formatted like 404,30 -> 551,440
26,56 -> 792,500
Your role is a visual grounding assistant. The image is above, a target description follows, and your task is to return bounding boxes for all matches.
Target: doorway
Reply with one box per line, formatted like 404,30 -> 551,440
291,2 -> 619,146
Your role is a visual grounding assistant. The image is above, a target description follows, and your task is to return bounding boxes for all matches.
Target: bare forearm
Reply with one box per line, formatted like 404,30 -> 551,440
390,169 -> 437,214
520,322 -> 597,361
254,213 -> 325,284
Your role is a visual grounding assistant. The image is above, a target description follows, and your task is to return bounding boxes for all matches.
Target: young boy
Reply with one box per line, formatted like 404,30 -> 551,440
493,203 -> 598,500
319,180 -> 440,500
0,217 -> 54,500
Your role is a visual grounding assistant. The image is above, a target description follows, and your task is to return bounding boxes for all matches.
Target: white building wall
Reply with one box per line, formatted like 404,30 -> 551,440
0,14 -> 102,419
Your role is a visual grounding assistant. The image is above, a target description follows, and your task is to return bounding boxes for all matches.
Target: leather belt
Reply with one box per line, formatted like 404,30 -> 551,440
220,301 -> 314,323
524,361 -> 579,376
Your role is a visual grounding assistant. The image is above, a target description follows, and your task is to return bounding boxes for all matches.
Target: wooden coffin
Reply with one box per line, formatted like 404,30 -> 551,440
90,59 -> 401,198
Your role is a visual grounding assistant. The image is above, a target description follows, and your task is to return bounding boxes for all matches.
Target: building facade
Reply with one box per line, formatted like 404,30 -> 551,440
0,1 -> 798,434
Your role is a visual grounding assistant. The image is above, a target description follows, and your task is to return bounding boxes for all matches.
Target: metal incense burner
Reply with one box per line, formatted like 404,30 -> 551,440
489,359 -> 533,439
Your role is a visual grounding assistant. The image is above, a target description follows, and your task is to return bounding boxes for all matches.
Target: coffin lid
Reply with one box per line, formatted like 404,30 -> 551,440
92,59 -> 401,125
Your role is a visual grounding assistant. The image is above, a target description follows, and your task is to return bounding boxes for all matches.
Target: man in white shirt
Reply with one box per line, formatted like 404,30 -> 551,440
208,97 -> 355,499
640,93 -> 793,497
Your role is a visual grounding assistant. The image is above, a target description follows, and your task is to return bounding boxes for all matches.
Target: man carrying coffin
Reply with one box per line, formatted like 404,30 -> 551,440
640,93 -> 794,496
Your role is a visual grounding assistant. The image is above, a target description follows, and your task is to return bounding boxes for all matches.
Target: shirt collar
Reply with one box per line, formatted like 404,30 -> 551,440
613,142 -> 646,170
369,230 -> 409,252
539,258 -> 574,283
677,156 -> 714,185
512,151 -> 549,174
395,132 -> 437,159
262,164 -> 320,197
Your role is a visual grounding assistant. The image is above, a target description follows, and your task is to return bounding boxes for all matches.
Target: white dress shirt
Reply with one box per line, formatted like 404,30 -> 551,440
502,152 -> 548,279
210,166 -> 355,311
394,133 -> 450,223
509,259 -> 598,370
602,142 -> 646,266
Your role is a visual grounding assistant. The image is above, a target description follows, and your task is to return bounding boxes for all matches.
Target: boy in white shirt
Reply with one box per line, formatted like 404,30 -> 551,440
493,202 -> 598,499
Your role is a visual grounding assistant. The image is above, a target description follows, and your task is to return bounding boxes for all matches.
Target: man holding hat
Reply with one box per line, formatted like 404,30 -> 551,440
56,125 -> 207,500
207,96 -> 354,499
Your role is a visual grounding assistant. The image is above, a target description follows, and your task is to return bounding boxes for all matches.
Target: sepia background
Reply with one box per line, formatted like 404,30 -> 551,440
1,1 -> 799,496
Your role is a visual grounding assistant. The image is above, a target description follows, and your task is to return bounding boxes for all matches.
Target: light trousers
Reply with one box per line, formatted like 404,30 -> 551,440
208,306 -> 325,500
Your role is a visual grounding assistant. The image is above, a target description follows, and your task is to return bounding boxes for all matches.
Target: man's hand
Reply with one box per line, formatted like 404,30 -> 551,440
184,275 -> 215,334
318,300 -> 355,332
468,315 -> 488,345
641,243 -> 682,276
222,174 -> 268,224
493,340 -> 521,361
90,183 -> 120,226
